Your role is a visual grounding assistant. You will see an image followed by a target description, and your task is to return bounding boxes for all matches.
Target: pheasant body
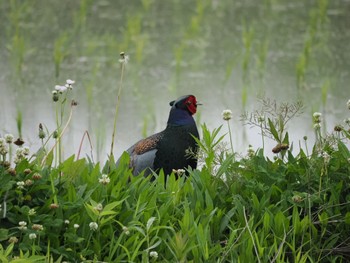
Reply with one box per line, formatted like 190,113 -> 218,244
117,95 -> 200,177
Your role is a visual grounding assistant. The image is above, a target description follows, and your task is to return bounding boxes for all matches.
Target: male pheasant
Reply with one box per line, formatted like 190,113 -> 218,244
117,94 -> 200,178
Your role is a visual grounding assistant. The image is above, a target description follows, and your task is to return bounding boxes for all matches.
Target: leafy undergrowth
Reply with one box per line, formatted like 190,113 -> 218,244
1,125 -> 350,263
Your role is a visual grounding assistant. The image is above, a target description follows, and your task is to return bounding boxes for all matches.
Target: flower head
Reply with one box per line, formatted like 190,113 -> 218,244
18,221 -> 27,230
149,251 -> 158,259
4,134 -> 14,144
222,109 -> 233,121
17,181 -> 25,189
94,203 -> 103,212
89,222 -> 98,231
8,236 -> 18,243
74,224 -> 80,229
119,52 -> 129,64
28,209 -> 36,216
99,174 -> 110,185
122,226 -> 130,235
55,85 -> 67,93
65,79 -> 75,89
32,224 -> 44,231
313,112 -> 322,123
29,233 -> 37,240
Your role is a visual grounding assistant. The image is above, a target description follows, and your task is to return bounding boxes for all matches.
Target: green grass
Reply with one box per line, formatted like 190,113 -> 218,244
1,106 -> 350,262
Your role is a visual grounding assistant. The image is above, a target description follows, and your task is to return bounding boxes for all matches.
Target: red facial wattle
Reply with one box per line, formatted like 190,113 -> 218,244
185,96 -> 197,115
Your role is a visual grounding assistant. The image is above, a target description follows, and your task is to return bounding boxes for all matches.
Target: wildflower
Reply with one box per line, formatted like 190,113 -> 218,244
247,145 -> 255,158
38,123 -> 46,139
29,233 -> 37,240
122,226 -> 130,235
24,168 -> 32,175
32,173 -> 42,180
52,90 -> 59,102
32,224 -> 44,231
149,251 -> 158,259
334,125 -> 342,132
322,152 -> 331,165
94,203 -> 103,212
65,220 -> 70,225
25,179 -> 33,186
0,138 -> 5,146
50,203 -> 59,209
99,174 -> 110,185
347,99 -> 350,110
18,221 -> 27,230
222,109 -> 233,121
7,168 -> 16,176
23,146 -> 30,156
89,222 -> 98,231
119,52 -> 129,64
55,85 -> 67,93
313,112 -> 322,123
65,79 -> 75,89
74,224 -> 80,229
5,134 -> 14,144
17,181 -> 25,189
8,236 -> 18,243
28,209 -> 36,216
0,144 -> 8,155
172,169 -> 185,177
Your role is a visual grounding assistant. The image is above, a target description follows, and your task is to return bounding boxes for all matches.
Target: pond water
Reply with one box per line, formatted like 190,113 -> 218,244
1,0 -> 349,162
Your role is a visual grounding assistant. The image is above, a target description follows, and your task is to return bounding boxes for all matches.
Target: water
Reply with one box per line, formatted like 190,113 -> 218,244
1,0 -> 349,163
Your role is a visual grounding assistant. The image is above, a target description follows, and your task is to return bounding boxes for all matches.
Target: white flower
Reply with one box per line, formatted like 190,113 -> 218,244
64,220 -> 70,225
99,174 -> 110,185
23,146 -> 30,156
65,79 -> 75,89
89,222 -> 98,231
347,99 -> 350,110
313,112 -> 322,123
55,85 -> 67,93
222,109 -> 233,121
119,52 -> 129,64
0,138 -> 5,146
322,152 -> 330,165
122,226 -> 130,235
94,203 -> 103,212
17,181 -> 25,189
172,169 -> 185,176
74,224 -> 80,229
149,251 -> 158,259
28,209 -> 36,216
29,233 -> 37,240
4,134 -> 14,144
18,221 -> 27,230
0,145 -> 8,155
32,224 -> 44,231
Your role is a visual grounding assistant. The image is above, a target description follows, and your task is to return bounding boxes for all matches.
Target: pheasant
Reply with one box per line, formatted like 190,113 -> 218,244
117,94 -> 200,178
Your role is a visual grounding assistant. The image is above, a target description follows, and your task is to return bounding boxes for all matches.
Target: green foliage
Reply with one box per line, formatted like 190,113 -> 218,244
1,117 -> 350,262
